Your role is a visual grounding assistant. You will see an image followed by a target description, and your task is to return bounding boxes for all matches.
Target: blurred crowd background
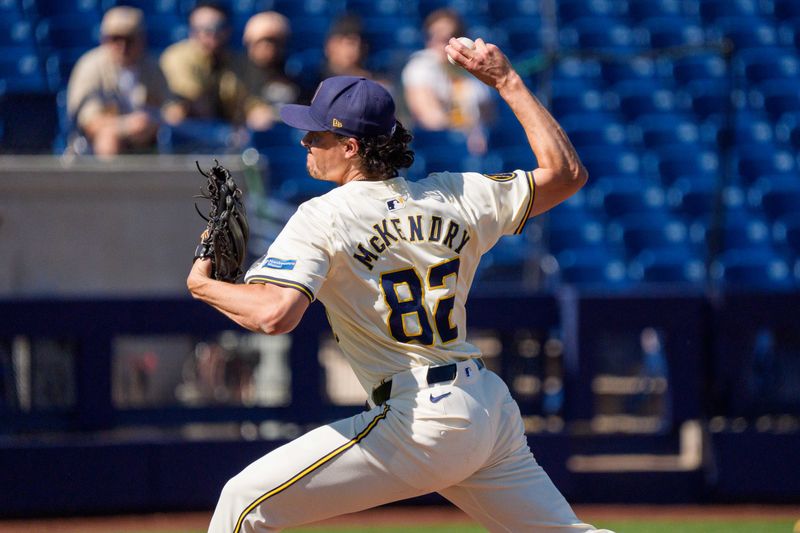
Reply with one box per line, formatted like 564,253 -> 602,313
4,0 -> 800,292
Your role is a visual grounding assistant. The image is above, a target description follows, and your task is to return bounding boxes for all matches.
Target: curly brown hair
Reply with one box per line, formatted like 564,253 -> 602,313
337,121 -> 415,180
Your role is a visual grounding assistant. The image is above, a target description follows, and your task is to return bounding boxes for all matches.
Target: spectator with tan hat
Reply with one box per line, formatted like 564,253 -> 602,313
241,11 -> 299,111
66,6 -> 177,156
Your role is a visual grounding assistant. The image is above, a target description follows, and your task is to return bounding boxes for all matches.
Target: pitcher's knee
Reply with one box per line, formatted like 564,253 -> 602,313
215,473 -> 283,532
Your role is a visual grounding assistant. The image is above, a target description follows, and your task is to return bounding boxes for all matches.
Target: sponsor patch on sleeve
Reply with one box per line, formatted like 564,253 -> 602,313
263,257 -> 297,270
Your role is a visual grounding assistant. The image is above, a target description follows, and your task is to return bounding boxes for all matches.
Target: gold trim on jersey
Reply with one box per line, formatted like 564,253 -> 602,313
247,275 -> 314,302
481,171 -> 516,182
514,171 -> 536,235
232,405 -> 390,533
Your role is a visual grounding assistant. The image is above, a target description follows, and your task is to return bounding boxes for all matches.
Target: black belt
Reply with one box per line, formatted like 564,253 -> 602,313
371,358 -> 485,406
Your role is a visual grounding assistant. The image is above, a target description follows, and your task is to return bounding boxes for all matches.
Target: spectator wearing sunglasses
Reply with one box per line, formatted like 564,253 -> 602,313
159,1 -> 271,129
66,6 -> 178,156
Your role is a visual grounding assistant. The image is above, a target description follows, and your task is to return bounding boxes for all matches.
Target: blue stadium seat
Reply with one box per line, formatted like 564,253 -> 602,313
561,116 -> 627,149
749,175 -> 800,221
251,122 -> 303,151
633,113 -> 700,149
285,15 -> 330,54
146,14 -> 188,51
716,111 -> 775,148
735,147 -> 796,184
612,80 -> 677,119
719,212 -> 772,251
712,17 -> 778,50
0,0 -> 26,21
411,128 -> 469,149
0,48 -> 48,92
157,119 -> 242,154
628,0 -> 690,21
548,80 -> 605,117
35,0 -> 100,16
560,17 -> 638,53
36,15 -> 102,50
486,118 -> 527,151
269,0 -> 342,17
367,48 -> 416,76
773,212 -> 800,254
555,248 -> 628,287
263,143 -> 311,189
667,176 -> 722,220
274,177 -> 336,205
628,247 -> 706,285
102,0 -> 180,14
546,189 -> 596,227
775,0 -> 800,20
681,79 -> 734,120
475,235 -> 530,283
778,17 -> 800,47
488,0 -> 540,22
589,178 -> 667,218
557,0 -> 623,24
672,53 -> 727,85
734,47 -> 800,85
775,111 -> 800,148
0,20 -> 34,47
360,16 -> 421,54
648,144 -> 719,183
547,219 -> 605,254
551,57 -> 603,84
578,146 -> 641,181
344,0 -> 414,16
503,16 -> 547,57
418,150 -> 478,174
607,213 -> 689,256
700,0 -> 763,23
284,48 -> 324,91
601,57 -> 657,86
710,248 -> 794,291
641,16 -> 704,48
488,146 -> 537,172
417,0 -> 488,20
760,79 -> 800,119
46,48 -> 88,90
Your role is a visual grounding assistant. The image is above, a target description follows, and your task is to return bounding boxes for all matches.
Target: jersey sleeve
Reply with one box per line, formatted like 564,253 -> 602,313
243,201 -> 333,302
453,170 -> 536,254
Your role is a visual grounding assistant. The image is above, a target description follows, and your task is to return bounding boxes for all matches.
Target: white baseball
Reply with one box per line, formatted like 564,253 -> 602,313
447,36 -> 475,66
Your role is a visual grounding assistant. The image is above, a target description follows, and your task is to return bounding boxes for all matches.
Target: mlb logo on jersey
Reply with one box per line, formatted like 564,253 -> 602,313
386,196 -> 406,212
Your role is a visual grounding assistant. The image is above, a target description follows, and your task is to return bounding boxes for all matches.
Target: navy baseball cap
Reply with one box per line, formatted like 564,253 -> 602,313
280,76 -> 396,138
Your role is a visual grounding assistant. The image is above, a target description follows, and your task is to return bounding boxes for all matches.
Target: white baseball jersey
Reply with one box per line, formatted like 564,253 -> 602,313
244,170 -> 535,392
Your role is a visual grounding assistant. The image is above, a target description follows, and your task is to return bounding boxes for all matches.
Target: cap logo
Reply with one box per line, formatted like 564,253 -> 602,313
332,118 -> 343,128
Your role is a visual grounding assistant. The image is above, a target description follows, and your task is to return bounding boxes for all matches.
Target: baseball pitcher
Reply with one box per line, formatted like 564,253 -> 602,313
188,37 -> 612,532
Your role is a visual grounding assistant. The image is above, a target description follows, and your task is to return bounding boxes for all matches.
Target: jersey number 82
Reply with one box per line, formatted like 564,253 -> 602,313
379,257 -> 460,346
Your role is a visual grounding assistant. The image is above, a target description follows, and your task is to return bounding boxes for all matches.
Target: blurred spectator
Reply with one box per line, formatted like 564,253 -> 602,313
323,14 -> 372,80
66,6 -> 177,157
159,1 -> 272,129
401,9 -> 493,153
300,14 -> 376,102
241,11 -> 299,111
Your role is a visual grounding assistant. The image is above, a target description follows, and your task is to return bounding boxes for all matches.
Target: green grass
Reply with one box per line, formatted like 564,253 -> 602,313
119,519 -> 796,533
281,520 -> 796,533
596,520 -> 794,533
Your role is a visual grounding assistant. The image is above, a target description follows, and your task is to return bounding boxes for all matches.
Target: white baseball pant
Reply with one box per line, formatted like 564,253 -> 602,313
208,359 -> 612,532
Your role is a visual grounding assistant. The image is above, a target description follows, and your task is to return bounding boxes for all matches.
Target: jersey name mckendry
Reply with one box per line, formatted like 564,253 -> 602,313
353,214 -> 471,270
